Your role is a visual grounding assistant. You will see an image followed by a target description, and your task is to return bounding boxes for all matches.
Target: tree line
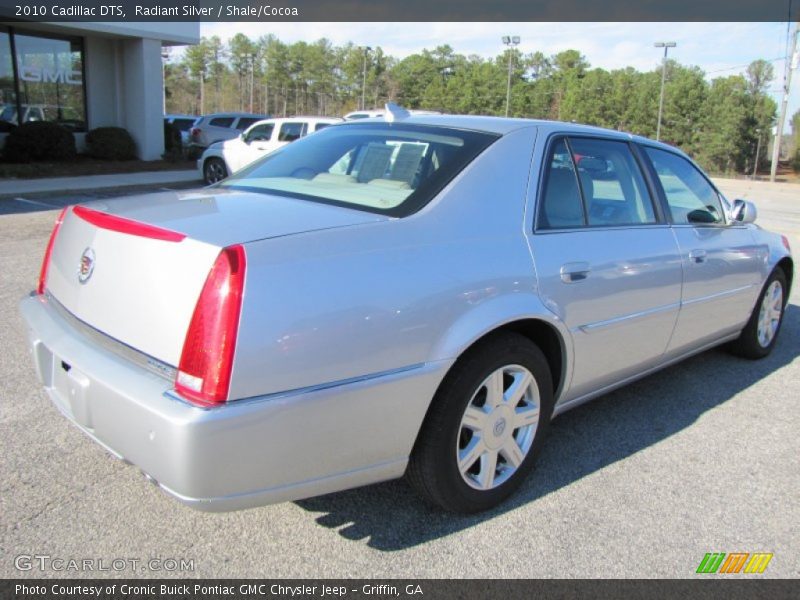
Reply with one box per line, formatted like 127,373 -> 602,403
164,35 -> 783,175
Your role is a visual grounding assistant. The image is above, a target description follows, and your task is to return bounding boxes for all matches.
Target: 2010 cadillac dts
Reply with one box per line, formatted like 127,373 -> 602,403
20,109 -> 793,513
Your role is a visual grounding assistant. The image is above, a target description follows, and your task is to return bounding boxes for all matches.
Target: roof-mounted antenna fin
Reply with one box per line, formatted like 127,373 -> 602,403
384,102 -> 411,123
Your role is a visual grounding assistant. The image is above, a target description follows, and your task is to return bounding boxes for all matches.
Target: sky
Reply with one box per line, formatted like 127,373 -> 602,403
199,22 -> 800,130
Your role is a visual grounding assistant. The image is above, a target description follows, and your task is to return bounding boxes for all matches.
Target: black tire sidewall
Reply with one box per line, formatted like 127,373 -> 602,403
736,268 -> 788,359
416,333 -> 554,512
204,158 -> 226,184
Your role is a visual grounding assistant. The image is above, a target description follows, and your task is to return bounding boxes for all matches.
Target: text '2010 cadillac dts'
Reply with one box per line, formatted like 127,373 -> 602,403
21,107 -> 793,513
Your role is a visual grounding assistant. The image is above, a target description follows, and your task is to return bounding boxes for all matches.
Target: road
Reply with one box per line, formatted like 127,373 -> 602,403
1,179 -> 798,578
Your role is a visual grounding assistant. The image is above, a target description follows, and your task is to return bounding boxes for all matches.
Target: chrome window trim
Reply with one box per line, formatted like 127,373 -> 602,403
533,132 -> 665,233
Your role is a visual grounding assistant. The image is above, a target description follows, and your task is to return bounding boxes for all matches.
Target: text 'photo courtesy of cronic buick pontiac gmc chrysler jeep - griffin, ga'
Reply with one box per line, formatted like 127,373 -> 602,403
21,107 -> 793,513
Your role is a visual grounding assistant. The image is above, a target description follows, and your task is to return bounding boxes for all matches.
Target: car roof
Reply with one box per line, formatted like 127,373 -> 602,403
247,116 -> 343,126
201,113 -> 269,119
347,114 -> 685,157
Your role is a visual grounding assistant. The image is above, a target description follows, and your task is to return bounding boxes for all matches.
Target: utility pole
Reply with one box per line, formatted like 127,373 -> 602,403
770,22 -> 798,182
654,41 -> 676,141
502,36 -> 520,117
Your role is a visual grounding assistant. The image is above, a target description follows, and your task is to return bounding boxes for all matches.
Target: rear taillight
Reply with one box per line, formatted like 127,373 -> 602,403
175,245 -> 246,407
37,206 -> 68,295
782,235 -> 791,253
190,127 -> 201,138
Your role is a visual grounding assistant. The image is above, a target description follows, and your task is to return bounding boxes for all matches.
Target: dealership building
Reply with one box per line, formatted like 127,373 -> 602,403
1,22 -> 199,159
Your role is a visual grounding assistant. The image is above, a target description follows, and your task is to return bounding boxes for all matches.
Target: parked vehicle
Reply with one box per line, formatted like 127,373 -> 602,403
0,103 -> 84,132
21,109 -> 793,513
187,112 -> 268,159
199,116 -> 342,184
164,114 -> 198,148
343,108 -> 442,120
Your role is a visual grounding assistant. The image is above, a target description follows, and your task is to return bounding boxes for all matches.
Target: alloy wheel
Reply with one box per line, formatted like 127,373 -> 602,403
757,280 -> 783,348
456,364 -> 540,490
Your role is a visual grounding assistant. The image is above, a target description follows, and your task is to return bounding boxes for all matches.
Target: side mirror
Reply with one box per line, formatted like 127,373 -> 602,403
240,132 -> 250,143
731,199 -> 757,224
687,209 -> 718,224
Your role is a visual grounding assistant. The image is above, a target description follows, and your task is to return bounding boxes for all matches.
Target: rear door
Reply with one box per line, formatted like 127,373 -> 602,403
205,116 -> 235,145
529,135 -> 683,402
641,146 -> 765,352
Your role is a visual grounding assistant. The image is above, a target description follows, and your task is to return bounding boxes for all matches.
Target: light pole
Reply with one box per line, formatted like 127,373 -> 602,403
654,41 -> 676,141
248,53 -> 255,113
161,49 -> 169,114
360,46 -> 371,111
502,36 -> 520,117
753,128 -> 763,179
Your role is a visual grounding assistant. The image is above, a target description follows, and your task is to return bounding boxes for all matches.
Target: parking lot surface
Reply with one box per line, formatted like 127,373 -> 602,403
1,179 -> 798,578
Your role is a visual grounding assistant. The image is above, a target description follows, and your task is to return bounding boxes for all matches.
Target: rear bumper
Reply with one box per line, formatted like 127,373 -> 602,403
20,294 -> 449,511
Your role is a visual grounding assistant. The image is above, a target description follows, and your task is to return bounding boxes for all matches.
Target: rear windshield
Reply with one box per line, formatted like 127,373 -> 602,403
219,122 -> 499,217
173,118 -> 196,131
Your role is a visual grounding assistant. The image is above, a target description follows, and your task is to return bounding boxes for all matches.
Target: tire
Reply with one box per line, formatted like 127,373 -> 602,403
727,268 -> 788,359
203,157 -> 228,185
407,332 -> 554,513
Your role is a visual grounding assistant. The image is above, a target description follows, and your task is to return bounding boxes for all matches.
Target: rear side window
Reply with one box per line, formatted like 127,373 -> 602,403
209,117 -> 235,128
569,138 -> 657,226
644,147 -> 724,225
538,139 -> 585,229
538,137 -> 658,230
236,117 -> 261,130
314,122 -> 331,132
278,122 -> 306,142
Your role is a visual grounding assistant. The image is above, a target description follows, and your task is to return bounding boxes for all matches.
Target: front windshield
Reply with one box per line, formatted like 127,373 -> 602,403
218,122 -> 499,217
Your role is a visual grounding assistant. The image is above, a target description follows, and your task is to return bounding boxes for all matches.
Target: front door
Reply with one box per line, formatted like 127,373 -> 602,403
641,147 -> 765,353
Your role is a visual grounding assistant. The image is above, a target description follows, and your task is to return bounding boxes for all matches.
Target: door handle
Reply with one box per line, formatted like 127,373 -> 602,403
560,262 -> 591,283
688,249 -> 707,263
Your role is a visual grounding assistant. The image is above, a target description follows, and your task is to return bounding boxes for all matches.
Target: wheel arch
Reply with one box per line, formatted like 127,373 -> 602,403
776,256 -> 794,298
202,154 -> 230,182
428,299 -> 572,410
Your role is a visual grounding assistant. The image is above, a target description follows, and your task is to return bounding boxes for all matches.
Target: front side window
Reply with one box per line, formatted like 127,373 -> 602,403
644,147 -> 724,225
569,138 -> 657,226
219,122 -> 499,217
244,123 -> 274,143
13,32 -> 86,131
277,122 -> 305,142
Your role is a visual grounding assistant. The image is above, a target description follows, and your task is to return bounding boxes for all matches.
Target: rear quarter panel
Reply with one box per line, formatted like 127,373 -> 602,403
228,126 -> 561,400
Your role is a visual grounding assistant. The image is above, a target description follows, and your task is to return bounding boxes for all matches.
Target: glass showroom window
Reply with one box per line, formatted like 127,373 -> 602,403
0,28 -> 17,132
13,32 -> 86,131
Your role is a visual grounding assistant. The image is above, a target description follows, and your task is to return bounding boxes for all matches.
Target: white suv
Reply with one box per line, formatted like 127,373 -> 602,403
198,116 -> 341,184
343,109 -> 442,120
187,113 -> 268,159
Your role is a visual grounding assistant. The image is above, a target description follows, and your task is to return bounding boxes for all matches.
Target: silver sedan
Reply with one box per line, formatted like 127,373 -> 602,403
20,111 -> 793,513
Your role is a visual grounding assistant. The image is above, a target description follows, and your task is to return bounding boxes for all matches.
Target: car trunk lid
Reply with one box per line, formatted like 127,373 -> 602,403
45,189 -> 386,366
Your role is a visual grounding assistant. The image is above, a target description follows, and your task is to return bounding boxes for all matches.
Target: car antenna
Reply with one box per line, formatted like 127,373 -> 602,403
384,102 -> 410,123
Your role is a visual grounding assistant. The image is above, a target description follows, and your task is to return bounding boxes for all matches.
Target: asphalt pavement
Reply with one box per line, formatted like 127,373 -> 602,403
0,179 -> 797,578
